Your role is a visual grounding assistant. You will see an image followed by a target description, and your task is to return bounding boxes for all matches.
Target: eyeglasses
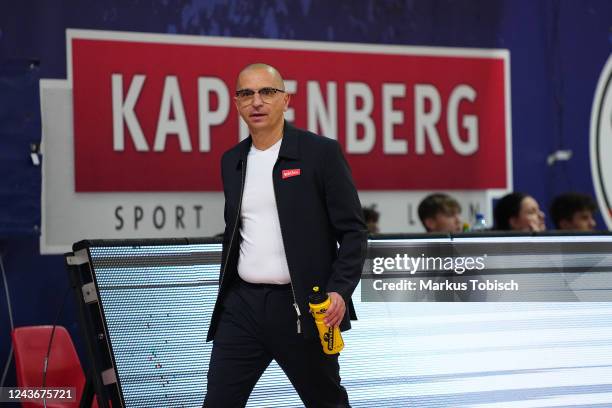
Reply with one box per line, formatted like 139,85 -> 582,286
235,87 -> 285,104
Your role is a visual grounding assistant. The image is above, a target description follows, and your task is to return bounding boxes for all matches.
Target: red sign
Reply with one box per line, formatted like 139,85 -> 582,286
70,31 -> 510,192
282,169 -> 301,179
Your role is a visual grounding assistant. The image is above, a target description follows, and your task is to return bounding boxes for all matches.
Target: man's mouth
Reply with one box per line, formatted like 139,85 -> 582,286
250,113 -> 267,118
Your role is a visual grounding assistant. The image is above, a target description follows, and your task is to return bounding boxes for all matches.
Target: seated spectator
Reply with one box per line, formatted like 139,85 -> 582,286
494,192 -> 546,231
362,205 -> 380,234
550,192 -> 597,231
418,193 -> 462,233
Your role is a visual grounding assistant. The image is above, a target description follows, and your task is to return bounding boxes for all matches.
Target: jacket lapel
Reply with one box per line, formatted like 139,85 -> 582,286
278,121 -> 300,161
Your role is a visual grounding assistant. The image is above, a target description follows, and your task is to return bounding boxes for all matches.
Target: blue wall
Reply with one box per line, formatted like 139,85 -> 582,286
1,0 -> 611,389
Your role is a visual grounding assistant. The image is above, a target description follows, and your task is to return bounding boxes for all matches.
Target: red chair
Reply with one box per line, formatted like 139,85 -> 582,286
11,325 -> 99,408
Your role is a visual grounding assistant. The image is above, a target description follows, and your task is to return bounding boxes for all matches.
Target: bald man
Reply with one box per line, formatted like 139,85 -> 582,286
203,64 -> 367,407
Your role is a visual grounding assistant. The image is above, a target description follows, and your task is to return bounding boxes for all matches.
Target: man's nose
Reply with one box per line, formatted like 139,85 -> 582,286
252,92 -> 264,106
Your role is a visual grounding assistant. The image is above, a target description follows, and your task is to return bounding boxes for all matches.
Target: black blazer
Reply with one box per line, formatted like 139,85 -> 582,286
206,122 -> 368,341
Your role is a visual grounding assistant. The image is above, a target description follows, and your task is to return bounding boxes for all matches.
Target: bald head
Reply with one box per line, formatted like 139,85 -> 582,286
236,63 -> 285,91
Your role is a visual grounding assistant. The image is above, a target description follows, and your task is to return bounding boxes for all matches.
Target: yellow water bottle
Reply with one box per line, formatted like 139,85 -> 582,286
308,286 -> 344,354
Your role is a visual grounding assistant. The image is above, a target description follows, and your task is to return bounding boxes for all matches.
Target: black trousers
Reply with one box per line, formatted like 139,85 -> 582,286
204,279 -> 350,408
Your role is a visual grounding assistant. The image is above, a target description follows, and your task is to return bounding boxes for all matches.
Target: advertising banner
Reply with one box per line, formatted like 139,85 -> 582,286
69,31 -> 511,191
41,30 -> 512,253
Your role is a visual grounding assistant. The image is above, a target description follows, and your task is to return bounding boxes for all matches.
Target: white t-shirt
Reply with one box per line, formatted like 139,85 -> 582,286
237,138 -> 291,284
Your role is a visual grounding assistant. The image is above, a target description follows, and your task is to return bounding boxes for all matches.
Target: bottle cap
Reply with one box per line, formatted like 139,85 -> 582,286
308,286 -> 327,304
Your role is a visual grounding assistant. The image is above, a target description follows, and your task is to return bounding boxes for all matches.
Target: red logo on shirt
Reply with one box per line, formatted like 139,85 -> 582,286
282,169 -> 301,179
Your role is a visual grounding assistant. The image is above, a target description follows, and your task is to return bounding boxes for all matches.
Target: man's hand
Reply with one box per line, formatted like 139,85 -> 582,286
324,292 -> 345,328
528,219 -> 546,232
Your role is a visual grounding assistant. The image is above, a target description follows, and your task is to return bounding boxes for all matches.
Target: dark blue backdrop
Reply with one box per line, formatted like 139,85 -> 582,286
1,0 -> 611,392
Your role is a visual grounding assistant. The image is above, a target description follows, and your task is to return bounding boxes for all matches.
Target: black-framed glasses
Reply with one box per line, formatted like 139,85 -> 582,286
235,87 -> 285,104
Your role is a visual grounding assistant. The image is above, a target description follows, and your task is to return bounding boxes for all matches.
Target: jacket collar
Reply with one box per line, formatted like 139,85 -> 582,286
236,121 -> 300,166
278,121 -> 299,160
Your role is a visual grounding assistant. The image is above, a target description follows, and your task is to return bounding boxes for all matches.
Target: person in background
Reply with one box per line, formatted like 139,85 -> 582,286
418,193 -> 463,233
493,192 -> 546,232
362,205 -> 380,234
550,192 -> 598,231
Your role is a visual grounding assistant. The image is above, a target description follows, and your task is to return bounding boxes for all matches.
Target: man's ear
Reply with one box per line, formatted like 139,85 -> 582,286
283,94 -> 291,112
558,218 -> 572,230
423,218 -> 435,232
